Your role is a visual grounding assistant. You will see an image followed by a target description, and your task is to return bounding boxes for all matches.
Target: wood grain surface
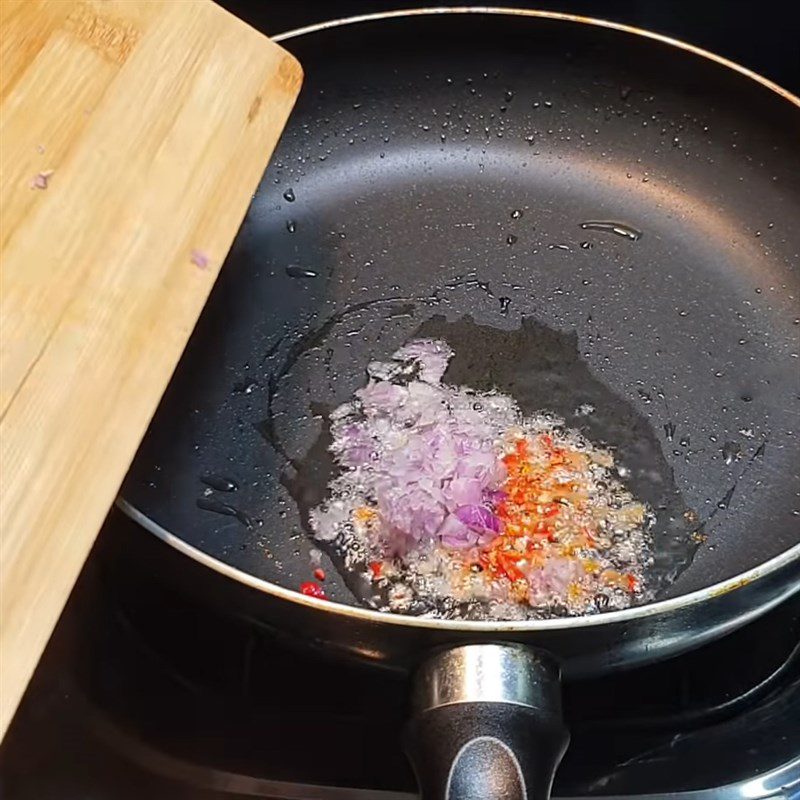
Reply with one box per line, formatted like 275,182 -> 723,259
0,0 -> 301,738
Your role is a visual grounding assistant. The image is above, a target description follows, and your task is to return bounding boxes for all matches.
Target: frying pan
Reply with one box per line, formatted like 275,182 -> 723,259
118,9 -> 800,799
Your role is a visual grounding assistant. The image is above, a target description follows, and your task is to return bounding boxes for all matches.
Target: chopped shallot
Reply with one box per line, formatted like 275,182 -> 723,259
308,338 -> 654,620
190,249 -> 211,269
30,169 -> 54,190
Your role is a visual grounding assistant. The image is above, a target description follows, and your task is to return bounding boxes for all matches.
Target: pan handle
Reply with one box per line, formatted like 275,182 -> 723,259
404,644 -> 568,800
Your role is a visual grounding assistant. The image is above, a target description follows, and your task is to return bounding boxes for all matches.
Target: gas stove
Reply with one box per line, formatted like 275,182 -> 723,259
2,4 -> 799,799
1,507 -> 799,800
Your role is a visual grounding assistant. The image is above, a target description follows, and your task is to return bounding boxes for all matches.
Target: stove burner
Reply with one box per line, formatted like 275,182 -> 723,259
1,510 -> 799,799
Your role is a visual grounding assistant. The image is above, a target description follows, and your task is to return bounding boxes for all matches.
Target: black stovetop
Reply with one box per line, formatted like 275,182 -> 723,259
2,4 -> 799,799
1,507 -> 799,800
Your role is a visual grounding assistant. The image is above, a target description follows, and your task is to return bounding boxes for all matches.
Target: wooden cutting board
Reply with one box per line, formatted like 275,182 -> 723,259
0,0 -> 302,738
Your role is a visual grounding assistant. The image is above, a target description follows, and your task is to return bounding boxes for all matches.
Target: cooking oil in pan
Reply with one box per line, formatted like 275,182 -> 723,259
279,314 -> 701,620
579,221 -> 643,241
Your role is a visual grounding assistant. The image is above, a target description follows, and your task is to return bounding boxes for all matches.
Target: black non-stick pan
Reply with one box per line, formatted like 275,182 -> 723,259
118,10 -> 800,799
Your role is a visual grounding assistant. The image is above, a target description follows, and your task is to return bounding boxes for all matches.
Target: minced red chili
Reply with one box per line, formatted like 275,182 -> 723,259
299,581 -> 327,599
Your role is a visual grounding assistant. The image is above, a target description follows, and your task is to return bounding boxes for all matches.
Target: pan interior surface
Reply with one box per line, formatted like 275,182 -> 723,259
122,13 -> 800,616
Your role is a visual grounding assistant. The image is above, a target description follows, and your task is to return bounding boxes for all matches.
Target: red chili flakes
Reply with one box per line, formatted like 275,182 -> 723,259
313,568 -> 326,582
542,502 -> 561,518
299,581 -> 327,599
368,561 -> 383,579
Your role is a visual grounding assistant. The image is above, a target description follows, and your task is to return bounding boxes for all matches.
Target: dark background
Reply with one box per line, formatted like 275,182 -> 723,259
220,1 -> 800,93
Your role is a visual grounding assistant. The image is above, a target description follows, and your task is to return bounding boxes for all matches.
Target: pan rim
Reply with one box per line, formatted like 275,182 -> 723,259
273,6 -> 799,108
118,496 -> 800,631
120,7 -> 800,632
